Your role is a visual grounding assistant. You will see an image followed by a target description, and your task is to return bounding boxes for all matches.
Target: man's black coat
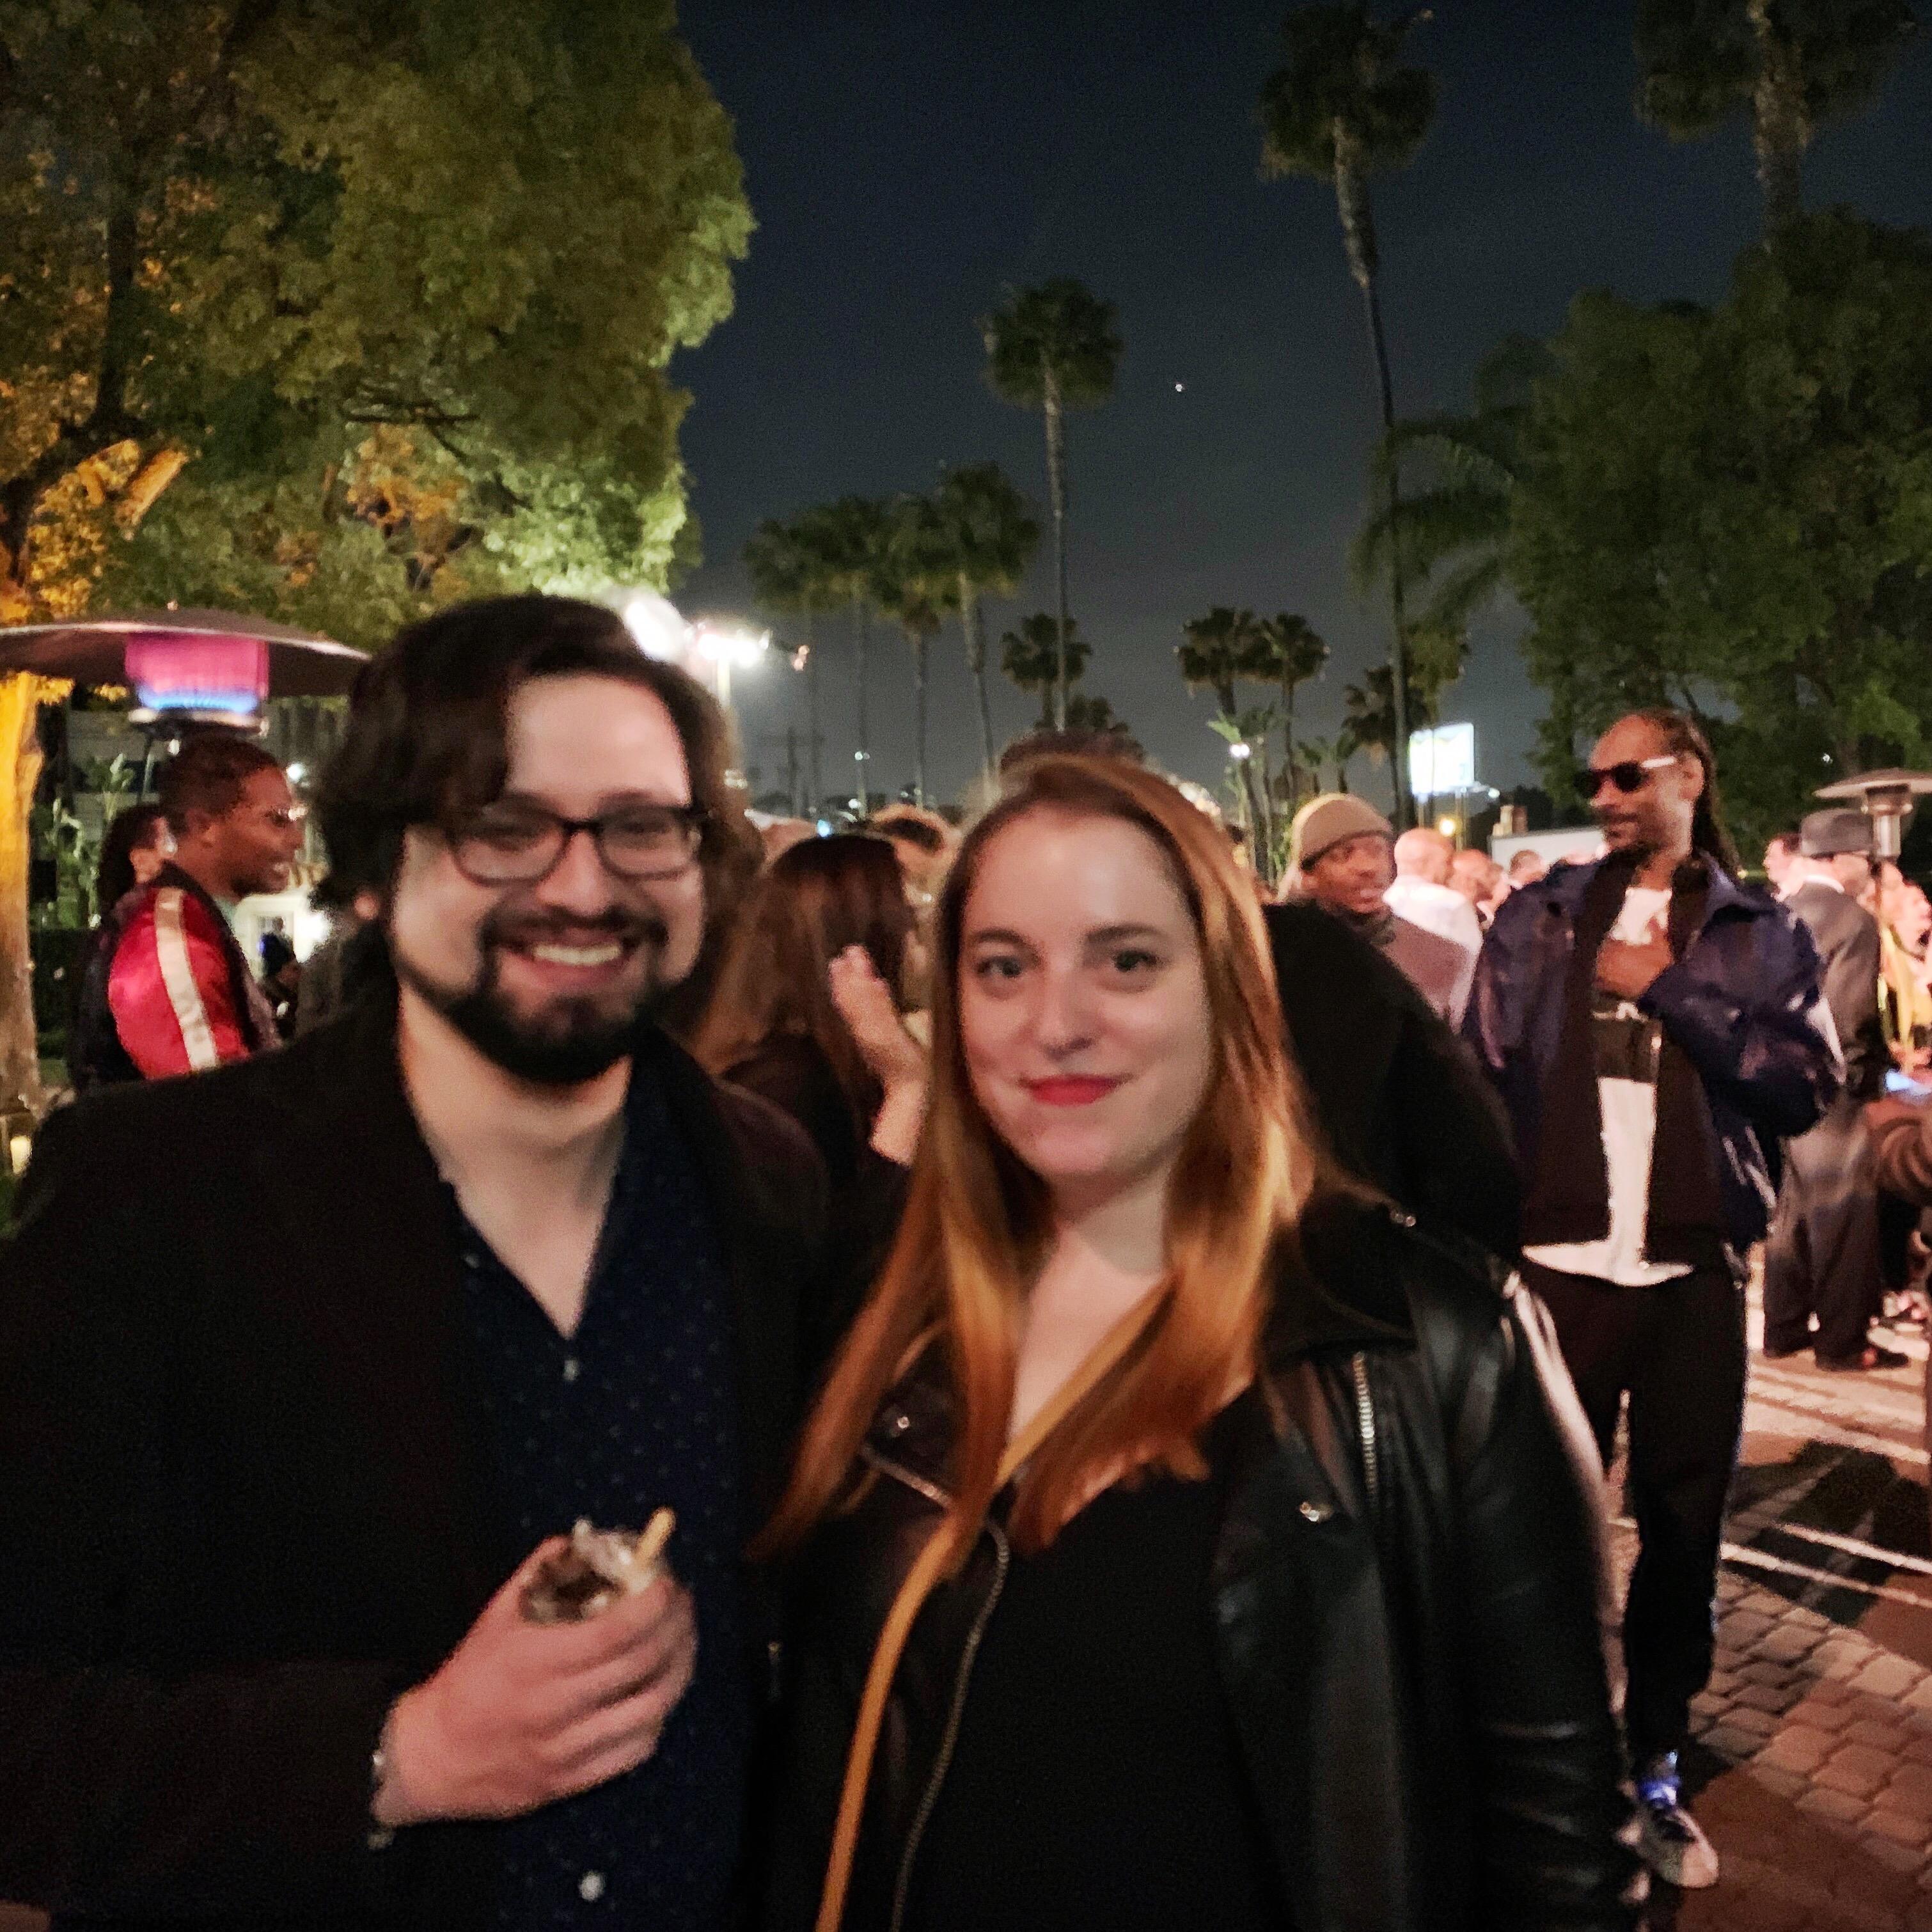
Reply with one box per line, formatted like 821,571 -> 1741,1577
0,1001 -> 829,1932
1265,900 -> 1520,1259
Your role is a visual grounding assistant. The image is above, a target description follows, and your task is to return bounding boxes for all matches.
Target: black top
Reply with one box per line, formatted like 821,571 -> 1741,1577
723,1032 -> 871,1192
456,1060 -> 749,1932
903,1391 -> 1287,1932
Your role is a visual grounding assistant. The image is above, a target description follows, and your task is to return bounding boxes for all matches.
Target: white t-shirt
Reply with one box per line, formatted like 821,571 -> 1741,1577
1523,886 -> 1693,1287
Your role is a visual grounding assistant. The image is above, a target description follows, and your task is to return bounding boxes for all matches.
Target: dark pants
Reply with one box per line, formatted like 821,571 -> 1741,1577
1763,1097 -> 1883,1362
1521,1259 -> 1747,1767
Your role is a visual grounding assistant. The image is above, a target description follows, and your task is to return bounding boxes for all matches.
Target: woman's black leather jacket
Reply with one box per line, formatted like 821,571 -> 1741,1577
759,1198 -> 1638,1932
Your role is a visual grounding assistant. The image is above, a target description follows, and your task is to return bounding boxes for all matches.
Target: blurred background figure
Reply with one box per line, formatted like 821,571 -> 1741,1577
1763,830 -> 1803,899
696,833 -> 919,1193
1449,847 -> 1507,926
867,803 -> 958,906
95,803 -> 175,915
1878,860 -> 1932,1074
1507,849 -> 1548,890
1386,826 -> 1484,962
255,931 -> 302,1041
758,816 -> 819,867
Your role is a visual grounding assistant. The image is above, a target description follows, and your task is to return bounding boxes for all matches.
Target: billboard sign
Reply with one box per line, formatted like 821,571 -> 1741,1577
1408,721 -> 1475,800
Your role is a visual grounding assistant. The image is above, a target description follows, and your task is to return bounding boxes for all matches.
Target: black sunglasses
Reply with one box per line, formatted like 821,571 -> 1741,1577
1572,755 -> 1679,803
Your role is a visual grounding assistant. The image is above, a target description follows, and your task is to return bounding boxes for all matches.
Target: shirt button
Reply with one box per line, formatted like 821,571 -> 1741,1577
579,1871 -> 606,1903
563,1356 -> 581,1383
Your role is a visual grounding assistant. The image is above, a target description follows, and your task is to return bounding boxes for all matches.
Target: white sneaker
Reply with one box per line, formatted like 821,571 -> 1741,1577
1635,1756 -> 1720,1890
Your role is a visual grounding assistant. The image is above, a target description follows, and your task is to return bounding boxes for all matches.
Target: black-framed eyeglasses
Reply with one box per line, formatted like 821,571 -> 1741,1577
1572,755 -> 1678,803
448,801 -> 707,885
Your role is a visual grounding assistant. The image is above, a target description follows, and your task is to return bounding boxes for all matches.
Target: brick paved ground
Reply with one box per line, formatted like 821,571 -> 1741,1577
1638,1289 -> 1932,1930
4,1294 -> 1927,1932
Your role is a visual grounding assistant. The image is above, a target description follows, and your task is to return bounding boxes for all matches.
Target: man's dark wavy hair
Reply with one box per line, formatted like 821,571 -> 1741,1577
1626,706 -> 1740,878
315,595 -> 755,904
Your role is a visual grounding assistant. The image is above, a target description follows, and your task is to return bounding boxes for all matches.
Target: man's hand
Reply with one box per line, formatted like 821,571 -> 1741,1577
829,944 -> 928,1163
373,1539 -> 697,1827
1594,923 -> 1674,1003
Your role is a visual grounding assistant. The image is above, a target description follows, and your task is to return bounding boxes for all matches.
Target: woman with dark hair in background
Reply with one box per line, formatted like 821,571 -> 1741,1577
696,833 -> 918,1192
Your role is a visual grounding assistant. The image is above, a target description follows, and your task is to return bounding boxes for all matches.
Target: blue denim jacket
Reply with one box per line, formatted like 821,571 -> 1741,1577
1464,857 -> 1841,1253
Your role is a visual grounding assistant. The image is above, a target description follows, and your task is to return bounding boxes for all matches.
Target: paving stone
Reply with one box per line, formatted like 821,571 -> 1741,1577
1720,1609 -> 1777,1647
1750,1763 -> 1809,1800
1723,1705 -> 1781,1739
1865,1805 -> 1931,1848
1854,1830 -> 1927,1878
1763,1725 -> 1839,1773
1907,1677 -> 1932,1715
1853,1654 -> 1928,1700
1702,1722 -> 1766,1762
1739,1658 -> 1798,1688
1816,1743 -> 1894,1798
1786,1695 -> 1858,1732
1761,1624 -> 1823,1664
1846,1717 -> 1915,1754
1735,1681 -> 1803,1716
1798,1785 -> 1871,1823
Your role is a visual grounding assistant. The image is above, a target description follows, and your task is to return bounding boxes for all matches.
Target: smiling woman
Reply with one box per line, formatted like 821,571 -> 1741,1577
756,755 -> 1636,1932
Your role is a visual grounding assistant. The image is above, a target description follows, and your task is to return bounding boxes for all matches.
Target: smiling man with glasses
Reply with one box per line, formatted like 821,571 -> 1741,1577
1466,706 -> 1839,1894
0,596 -> 835,1932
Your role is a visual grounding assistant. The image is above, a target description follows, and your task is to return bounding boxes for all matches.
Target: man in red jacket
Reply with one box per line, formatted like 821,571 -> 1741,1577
72,735 -> 305,1090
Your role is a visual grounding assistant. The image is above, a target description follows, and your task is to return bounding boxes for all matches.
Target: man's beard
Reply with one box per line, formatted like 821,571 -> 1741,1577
393,904 -> 674,1085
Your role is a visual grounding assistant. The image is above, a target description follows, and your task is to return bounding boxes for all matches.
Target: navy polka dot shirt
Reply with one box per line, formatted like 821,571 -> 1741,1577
455,1063 -> 748,1932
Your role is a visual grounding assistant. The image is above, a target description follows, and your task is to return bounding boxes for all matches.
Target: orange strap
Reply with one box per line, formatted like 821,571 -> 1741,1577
812,1289 -> 1162,1932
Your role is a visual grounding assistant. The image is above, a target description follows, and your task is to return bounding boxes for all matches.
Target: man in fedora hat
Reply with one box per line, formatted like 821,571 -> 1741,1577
1763,808 -> 1903,1372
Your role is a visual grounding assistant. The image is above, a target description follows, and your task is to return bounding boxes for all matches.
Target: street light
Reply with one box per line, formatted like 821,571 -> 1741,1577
687,618 -> 770,712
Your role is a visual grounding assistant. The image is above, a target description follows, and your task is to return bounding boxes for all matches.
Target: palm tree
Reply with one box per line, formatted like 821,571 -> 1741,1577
871,494 -> 957,806
1252,612 -> 1330,811
743,508 -> 847,809
1351,336 -> 1545,641
1261,3 -> 1436,829
1297,733 -> 1353,795
1636,0 -> 1916,233
980,279 -> 1124,729
814,496 -> 891,806
1001,611 -> 1093,726
1177,608 -> 1273,854
932,462 -> 1040,779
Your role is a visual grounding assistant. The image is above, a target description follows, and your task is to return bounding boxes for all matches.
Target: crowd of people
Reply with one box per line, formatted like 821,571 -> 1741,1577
0,591 -> 1922,1932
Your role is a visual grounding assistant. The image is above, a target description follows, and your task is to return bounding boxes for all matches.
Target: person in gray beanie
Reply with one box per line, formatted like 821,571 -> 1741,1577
1284,794 -> 1475,1024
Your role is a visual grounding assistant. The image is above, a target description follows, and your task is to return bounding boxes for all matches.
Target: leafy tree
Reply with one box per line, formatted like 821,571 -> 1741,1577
1636,0 -> 1917,233
1001,611 -> 1093,725
0,0 -> 748,1104
744,507 -> 854,809
870,494 -> 957,806
1352,337 -> 1547,640
1250,612 -> 1330,810
1508,211 -> 1932,847
931,462 -> 1039,780
1296,733 -> 1355,794
980,279 -> 1122,729
807,496 -> 891,803
1177,608 -> 1276,859
1063,692 -> 1141,757
1261,1 -> 1435,828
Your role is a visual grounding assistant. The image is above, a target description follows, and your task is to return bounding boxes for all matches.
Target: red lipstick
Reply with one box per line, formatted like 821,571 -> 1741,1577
1025,1076 -> 1122,1107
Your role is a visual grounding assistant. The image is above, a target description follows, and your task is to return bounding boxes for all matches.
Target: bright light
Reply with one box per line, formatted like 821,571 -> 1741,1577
1437,817 -> 1458,838
687,619 -> 770,670
1228,741 -> 1252,761
620,590 -> 689,661
286,762 -> 308,784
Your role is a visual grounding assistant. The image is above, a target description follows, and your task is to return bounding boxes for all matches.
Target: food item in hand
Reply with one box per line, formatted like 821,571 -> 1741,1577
521,1509 -> 676,1624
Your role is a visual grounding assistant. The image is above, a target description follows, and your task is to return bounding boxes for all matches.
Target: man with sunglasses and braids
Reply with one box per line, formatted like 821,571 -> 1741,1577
0,597 -> 836,1932
1466,707 -> 1839,1896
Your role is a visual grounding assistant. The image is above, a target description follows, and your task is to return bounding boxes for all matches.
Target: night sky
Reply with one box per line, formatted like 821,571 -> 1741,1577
671,0 -> 1932,813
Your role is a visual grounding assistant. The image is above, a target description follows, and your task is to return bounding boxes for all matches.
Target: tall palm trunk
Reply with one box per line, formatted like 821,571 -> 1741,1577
1042,362 -> 1072,731
960,572 -> 997,780
1217,679 -> 1267,849
853,603 -> 870,808
806,612 -> 822,811
909,628 -> 929,806
1748,0 -> 1808,233
1333,129 -> 1413,830
1280,676 -> 1301,811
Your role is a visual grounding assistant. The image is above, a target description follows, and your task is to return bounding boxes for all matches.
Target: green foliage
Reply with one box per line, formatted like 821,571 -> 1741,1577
979,279 -> 1123,414
0,0 -> 751,640
1001,613 -> 1092,723
1258,3 -> 1436,184
931,462 -> 1038,614
1508,210 -> 1932,847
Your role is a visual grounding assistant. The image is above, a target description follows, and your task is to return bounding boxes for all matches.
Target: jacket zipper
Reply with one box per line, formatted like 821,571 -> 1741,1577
888,1520 -> 1010,1932
1350,1350 -> 1379,1513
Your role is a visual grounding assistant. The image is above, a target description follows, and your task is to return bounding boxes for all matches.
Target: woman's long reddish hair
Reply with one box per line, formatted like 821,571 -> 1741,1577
764,755 -> 1335,1565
